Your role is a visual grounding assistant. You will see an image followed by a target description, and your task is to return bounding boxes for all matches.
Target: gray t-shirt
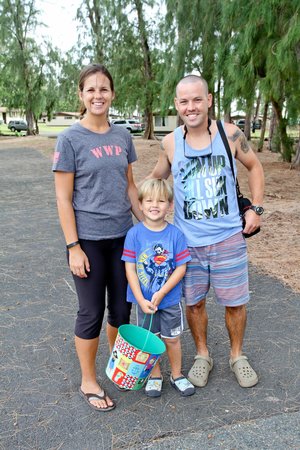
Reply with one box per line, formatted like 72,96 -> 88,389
52,122 -> 137,240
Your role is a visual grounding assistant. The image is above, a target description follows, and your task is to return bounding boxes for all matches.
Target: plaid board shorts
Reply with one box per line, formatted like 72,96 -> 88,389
183,232 -> 249,307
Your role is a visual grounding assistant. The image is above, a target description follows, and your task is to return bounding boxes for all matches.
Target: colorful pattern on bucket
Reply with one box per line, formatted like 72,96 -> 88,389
106,334 -> 160,390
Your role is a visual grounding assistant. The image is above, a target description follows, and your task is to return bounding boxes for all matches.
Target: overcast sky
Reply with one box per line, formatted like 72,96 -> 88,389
36,0 -> 81,52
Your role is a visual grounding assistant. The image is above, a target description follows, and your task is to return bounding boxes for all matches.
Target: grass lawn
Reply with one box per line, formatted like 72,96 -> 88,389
0,122 -> 298,139
38,124 -> 69,133
0,124 -> 27,136
0,123 -> 68,136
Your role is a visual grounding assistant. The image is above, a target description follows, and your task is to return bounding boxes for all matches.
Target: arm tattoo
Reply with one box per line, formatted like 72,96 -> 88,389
238,134 -> 251,153
228,129 -> 243,142
160,141 -> 165,151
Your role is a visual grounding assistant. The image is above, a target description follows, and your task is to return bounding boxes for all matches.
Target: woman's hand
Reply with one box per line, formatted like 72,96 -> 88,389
69,246 -> 90,278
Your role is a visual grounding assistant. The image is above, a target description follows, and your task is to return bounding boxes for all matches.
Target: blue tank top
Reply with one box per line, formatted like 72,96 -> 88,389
172,125 -> 242,247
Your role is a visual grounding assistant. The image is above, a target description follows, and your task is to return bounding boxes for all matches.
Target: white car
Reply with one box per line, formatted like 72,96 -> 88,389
111,119 -> 144,133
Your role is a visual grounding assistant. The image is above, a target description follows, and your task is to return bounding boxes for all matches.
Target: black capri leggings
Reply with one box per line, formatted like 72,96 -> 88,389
70,237 -> 131,340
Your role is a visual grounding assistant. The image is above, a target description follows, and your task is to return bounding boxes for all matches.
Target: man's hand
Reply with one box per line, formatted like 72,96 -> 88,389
243,209 -> 261,235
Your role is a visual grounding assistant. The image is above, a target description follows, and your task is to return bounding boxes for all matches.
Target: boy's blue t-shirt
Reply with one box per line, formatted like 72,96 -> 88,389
122,222 -> 191,309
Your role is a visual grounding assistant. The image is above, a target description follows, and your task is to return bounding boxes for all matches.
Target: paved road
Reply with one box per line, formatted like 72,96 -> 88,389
0,146 -> 299,450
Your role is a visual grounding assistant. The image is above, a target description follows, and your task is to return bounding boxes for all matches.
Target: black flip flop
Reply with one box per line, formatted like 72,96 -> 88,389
79,387 -> 116,412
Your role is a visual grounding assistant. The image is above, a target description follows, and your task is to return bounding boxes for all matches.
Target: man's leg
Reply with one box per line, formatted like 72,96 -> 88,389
225,304 -> 246,359
186,299 -> 209,357
225,304 -> 258,387
186,299 -> 213,387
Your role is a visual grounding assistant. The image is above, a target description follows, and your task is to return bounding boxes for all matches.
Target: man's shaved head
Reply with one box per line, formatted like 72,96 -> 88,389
176,75 -> 209,96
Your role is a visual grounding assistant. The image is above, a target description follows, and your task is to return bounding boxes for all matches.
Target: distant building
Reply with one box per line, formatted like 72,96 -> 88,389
39,111 -> 81,126
153,108 -> 178,133
0,107 -> 26,124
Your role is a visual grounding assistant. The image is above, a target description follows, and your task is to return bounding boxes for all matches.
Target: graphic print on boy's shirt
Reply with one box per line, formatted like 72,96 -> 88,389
122,223 -> 191,309
136,242 -> 173,298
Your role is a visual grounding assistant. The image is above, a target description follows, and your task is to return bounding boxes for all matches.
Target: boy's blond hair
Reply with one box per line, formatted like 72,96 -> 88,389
138,178 -> 173,202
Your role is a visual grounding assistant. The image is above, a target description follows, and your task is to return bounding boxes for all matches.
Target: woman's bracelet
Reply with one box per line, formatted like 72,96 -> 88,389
66,241 -> 80,250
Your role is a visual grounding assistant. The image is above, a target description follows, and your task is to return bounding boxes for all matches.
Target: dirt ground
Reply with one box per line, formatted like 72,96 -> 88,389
1,134 -> 299,293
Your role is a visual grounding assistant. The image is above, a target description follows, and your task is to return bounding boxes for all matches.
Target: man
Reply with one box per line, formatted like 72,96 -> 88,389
149,75 -> 264,388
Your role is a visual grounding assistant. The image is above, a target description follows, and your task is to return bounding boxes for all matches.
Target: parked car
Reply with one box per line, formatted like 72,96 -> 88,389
8,120 -> 28,132
252,119 -> 262,130
235,119 -> 245,131
111,119 -> 144,133
235,118 -> 262,133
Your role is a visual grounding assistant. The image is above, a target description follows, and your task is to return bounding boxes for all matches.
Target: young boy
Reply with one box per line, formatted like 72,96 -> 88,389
122,179 -> 195,397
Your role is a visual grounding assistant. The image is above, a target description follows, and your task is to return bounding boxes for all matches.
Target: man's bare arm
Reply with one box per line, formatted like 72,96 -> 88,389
225,123 -> 265,234
147,135 -> 172,180
227,128 -> 252,155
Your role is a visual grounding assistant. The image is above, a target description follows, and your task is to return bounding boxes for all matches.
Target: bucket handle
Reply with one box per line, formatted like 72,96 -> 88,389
141,313 -> 154,352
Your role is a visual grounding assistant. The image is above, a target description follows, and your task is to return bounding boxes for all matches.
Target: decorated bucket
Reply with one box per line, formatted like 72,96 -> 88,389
106,323 -> 166,390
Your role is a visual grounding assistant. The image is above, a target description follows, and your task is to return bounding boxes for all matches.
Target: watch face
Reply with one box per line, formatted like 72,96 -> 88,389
252,206 -> 264,215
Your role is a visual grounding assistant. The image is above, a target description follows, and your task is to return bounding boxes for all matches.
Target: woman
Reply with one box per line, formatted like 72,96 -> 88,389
53,63 -> 143,411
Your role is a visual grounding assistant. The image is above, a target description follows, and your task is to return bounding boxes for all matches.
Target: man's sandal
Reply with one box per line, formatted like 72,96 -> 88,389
145,377 -> 163,398
188,355 -> 213,387
170,375 -> 195,397
229,355 -> 258,388
79,387 -> 116,412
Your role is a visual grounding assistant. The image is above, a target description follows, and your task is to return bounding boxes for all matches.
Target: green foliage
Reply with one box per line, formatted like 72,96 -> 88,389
0,0 -> 64,133
0,0 -> 299,155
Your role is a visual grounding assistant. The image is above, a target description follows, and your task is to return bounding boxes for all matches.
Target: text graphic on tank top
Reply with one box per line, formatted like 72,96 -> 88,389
179,154 -> 228,221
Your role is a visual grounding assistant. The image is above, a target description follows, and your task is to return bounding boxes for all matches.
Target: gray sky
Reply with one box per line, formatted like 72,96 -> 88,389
36,0 -> 81,52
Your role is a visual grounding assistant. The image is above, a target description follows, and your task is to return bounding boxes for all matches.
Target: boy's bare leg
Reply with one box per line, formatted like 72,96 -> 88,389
164,336 -> 182,379
149,361 -> 162,378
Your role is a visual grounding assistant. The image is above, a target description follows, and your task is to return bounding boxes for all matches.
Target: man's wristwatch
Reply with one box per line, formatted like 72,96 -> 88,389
250,205 -> 264,215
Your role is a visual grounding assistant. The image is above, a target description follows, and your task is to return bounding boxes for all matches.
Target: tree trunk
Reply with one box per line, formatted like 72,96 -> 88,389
85,0 -> 105,62
224,109 -> 231,123
134,0 -> 155,140
35,116 -> 39,135
244,112 -> 251,141
257,101 -> 269,152
268,108 -> 279,152
253,92 -> 261,122
210,91 -> 216,120
26,111 -> 36,135
217,79 -> 221,120
291,125 -> 300,169
143,109 -> 155,140
272,98 -> 293,162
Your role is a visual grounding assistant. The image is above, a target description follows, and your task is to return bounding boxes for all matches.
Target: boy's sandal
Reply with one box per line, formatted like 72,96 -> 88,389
229,355 -> 258,388
79,387 -> 116,412
145,377 -> 163,397
170,375 -> 195,397
188,355 -> 213,387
